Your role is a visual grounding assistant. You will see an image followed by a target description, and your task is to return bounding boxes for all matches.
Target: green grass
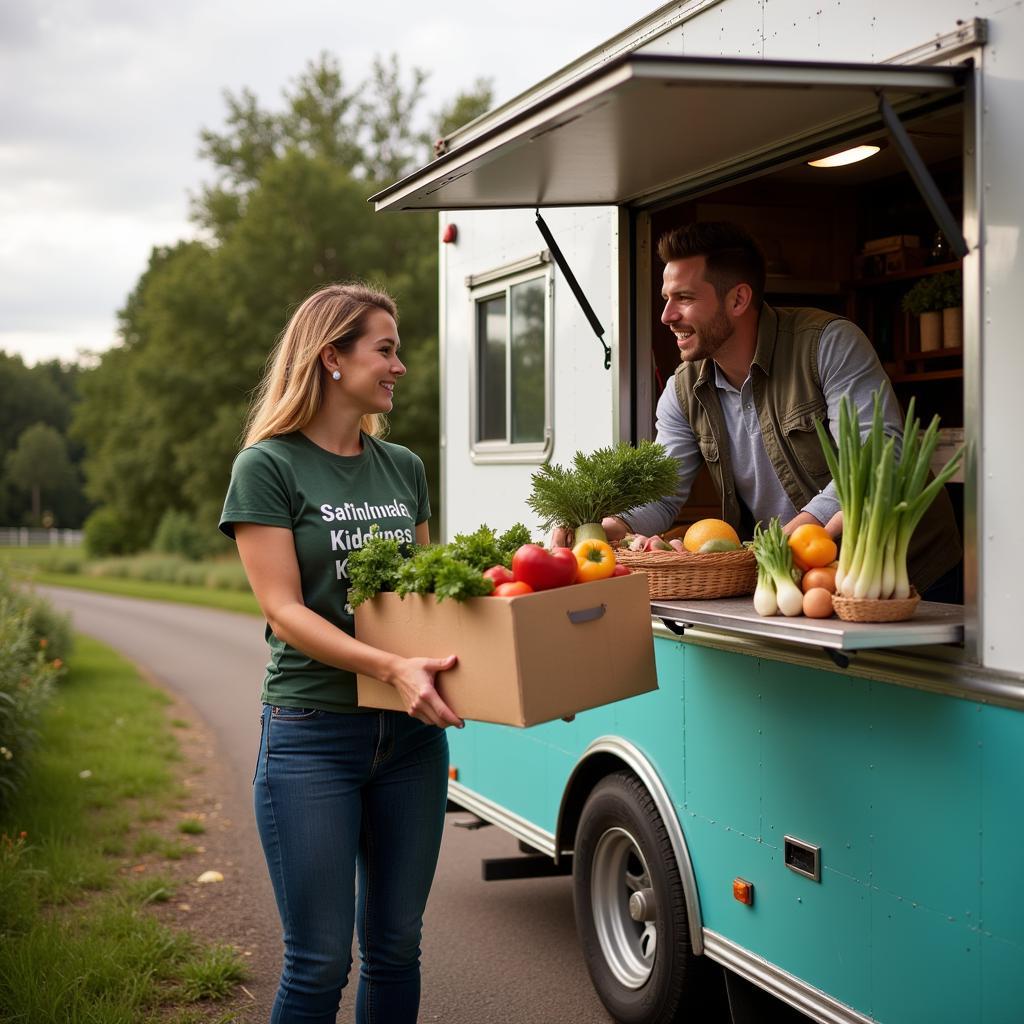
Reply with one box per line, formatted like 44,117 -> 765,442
23,570 -> 262,615
178,819 -> 206,835
0,634 -> 248,1020
0,546 -> 261,617
177,945 -> 250,1001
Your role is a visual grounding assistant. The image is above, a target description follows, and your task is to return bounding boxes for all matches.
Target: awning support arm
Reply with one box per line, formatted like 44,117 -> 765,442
535,210 -> 611,370
877,92 -> 968,259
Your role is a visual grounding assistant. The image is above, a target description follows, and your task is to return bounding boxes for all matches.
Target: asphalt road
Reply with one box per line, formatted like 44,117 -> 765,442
39,587 -> 612,1023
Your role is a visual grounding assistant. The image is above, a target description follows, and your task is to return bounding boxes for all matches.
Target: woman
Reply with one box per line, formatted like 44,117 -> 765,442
219,282 -> 462,1023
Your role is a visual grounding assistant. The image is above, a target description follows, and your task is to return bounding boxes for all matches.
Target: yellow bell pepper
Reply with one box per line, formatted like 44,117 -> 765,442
572,539 -> 617,583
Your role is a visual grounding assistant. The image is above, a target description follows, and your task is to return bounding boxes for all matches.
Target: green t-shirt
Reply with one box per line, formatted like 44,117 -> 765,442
219,431 -> 430,713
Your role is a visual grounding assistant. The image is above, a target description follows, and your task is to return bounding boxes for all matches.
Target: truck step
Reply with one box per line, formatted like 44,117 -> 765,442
450,814 -> 492,831
481,854 -> 573,881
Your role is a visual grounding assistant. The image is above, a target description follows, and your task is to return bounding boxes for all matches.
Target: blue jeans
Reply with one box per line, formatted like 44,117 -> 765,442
254,705 -> 449,1023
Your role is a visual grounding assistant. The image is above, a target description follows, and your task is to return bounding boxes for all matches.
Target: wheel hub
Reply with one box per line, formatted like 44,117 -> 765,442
628,887 -> 656,922
590,827 -> 658,989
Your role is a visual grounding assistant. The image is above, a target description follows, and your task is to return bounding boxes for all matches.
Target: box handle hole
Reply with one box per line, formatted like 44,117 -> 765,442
567,604 -> 606,625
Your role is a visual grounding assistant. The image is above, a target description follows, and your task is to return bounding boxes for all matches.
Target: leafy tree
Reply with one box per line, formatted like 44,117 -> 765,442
0,354 -> 66,456
74,53 -> 493,551
4,423 -> 77,525
0,354 -> 88,525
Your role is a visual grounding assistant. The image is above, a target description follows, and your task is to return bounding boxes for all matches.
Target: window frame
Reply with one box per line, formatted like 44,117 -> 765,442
467,253 -> 554,464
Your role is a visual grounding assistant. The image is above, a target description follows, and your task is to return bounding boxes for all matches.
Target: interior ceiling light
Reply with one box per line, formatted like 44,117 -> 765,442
807,144 -> 881,168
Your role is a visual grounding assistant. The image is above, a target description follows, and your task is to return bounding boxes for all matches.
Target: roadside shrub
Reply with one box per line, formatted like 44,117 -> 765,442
83,507 -> 139,558
85,554 -> 251,592
203,563 -> 250,592
172,563 -> 212,587
153,510 -> 216,562
0,575 -> 67,810
35,550 -> 85,575
19,591 -> 73,665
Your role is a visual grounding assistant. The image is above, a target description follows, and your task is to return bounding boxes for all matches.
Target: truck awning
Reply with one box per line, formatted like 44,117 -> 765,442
371,54 -> 965,212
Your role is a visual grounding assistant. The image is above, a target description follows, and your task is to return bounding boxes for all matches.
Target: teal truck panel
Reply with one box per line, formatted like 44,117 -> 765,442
447,633 -> 1024,1022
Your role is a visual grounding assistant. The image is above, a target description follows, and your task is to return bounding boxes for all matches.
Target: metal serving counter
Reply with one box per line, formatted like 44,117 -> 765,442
650,596 -> 964,652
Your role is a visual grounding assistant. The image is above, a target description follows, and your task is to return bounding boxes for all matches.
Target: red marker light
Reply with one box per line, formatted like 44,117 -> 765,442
442,223 -> 458,244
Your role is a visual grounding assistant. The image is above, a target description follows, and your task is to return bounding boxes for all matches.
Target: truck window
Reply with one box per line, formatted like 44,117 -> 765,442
470,265 -> 552,460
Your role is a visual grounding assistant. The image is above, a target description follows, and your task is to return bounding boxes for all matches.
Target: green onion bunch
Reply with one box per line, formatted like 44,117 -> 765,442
815,390 -> 963,600
751,517 -> 804,617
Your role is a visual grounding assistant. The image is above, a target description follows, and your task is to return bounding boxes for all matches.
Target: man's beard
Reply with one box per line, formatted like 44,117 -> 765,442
679,303 -> 734,362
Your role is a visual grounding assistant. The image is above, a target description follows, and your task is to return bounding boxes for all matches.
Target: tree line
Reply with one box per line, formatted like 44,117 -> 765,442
0,54 -> 490,555
0,355 -> 88,529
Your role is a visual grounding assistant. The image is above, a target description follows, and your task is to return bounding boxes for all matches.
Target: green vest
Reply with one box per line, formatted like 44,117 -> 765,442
672,305 -> 961,593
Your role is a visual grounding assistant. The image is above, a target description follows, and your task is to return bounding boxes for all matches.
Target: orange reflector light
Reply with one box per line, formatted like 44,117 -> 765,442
448,766 -> 459,781
733,878 -> 754,906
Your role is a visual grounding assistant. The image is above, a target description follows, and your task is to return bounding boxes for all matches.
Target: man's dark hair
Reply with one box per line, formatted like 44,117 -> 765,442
657,221 -> 766,309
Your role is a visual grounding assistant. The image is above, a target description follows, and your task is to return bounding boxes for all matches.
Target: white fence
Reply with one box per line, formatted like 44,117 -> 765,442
0,527 -> 84,547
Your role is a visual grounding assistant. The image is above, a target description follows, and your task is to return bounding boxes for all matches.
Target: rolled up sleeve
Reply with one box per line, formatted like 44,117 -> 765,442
803,320 -> 904,524
622,384 -> 703,537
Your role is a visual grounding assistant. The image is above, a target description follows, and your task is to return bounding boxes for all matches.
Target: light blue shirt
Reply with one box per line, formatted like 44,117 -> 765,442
624,314 -> 904,537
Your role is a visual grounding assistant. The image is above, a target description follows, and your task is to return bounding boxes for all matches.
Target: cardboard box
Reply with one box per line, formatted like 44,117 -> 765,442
355,571 -> 658,727
862,234 -> 921,254
854,246 -> 927,278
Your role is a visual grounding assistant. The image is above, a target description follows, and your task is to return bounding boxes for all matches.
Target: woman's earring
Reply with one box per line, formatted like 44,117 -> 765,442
331,370 -> 341,381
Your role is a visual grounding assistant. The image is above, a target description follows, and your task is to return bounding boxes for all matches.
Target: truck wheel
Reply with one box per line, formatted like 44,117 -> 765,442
573,771 -> 695,1024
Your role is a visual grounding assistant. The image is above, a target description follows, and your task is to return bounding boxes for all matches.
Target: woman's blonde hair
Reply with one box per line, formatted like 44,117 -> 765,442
244,282 -> 398,448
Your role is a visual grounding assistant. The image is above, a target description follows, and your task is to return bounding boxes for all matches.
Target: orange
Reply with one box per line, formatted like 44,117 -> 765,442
682,518 -> 741,553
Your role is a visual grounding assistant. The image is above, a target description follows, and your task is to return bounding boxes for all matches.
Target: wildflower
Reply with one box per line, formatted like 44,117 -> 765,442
52,659 -> 63,670
0,747 -> 13,761
39,637 -> 48,649
78,769 -> 92,779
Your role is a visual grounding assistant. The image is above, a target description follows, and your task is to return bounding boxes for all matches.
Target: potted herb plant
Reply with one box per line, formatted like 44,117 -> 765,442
901,274 -> 947,351
937,271 -> 963,349
527,441 -> 679,543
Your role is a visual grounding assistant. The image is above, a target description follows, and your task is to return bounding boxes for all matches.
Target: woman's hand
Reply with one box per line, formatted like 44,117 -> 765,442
389,654 -> 463,729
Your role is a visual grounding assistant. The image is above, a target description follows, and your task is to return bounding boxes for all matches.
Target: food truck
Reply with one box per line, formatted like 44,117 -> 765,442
371,3 -> 1023,1021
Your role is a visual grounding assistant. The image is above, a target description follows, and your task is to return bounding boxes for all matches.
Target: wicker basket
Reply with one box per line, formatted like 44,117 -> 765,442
614,546 -> 757,600
831,588 -> 920,623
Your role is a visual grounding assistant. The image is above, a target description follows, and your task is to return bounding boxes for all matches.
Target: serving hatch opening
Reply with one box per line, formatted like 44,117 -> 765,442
371,53 -> 964,213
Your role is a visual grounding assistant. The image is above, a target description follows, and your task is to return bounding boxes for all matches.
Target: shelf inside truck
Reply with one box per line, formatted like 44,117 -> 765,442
650,596 -> 964,651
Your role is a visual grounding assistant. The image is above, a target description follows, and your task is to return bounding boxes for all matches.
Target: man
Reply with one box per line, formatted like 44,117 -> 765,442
574,221 -> 962,600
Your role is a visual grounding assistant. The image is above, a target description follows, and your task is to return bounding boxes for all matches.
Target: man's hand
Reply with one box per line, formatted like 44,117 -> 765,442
783,510 -> 843,540
823,510 -> 843,539
550,516 -> 629,548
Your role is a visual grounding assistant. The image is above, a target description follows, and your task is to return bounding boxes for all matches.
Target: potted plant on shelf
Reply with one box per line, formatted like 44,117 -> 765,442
901,274 -> 947,352
937,271 -> 963,349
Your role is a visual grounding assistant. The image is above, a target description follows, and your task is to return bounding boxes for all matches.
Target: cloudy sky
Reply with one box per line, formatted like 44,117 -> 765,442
1,1 -> 657,366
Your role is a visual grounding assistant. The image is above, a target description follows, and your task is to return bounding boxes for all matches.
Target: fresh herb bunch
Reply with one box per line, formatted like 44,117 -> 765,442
527,441 -> 679,539
395,546 -> 449,597
347,522 -> 533,605
447,523 -> 534,571
346,530 -> 407,607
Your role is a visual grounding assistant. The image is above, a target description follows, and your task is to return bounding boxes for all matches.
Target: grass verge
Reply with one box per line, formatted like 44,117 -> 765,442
13,570 -> 260,617
0,633 -> 248,1021
0,547 -> 260,617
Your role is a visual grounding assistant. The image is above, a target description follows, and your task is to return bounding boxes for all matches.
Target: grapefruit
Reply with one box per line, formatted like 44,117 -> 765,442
682,518 -> 741,553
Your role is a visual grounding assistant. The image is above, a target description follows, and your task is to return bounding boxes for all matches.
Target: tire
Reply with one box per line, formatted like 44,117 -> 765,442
573,771 -> 697,1024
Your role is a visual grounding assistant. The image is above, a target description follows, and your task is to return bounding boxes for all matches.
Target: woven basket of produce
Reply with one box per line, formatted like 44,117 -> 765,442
613,546 -> 757,600
831,588 -> 920,623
